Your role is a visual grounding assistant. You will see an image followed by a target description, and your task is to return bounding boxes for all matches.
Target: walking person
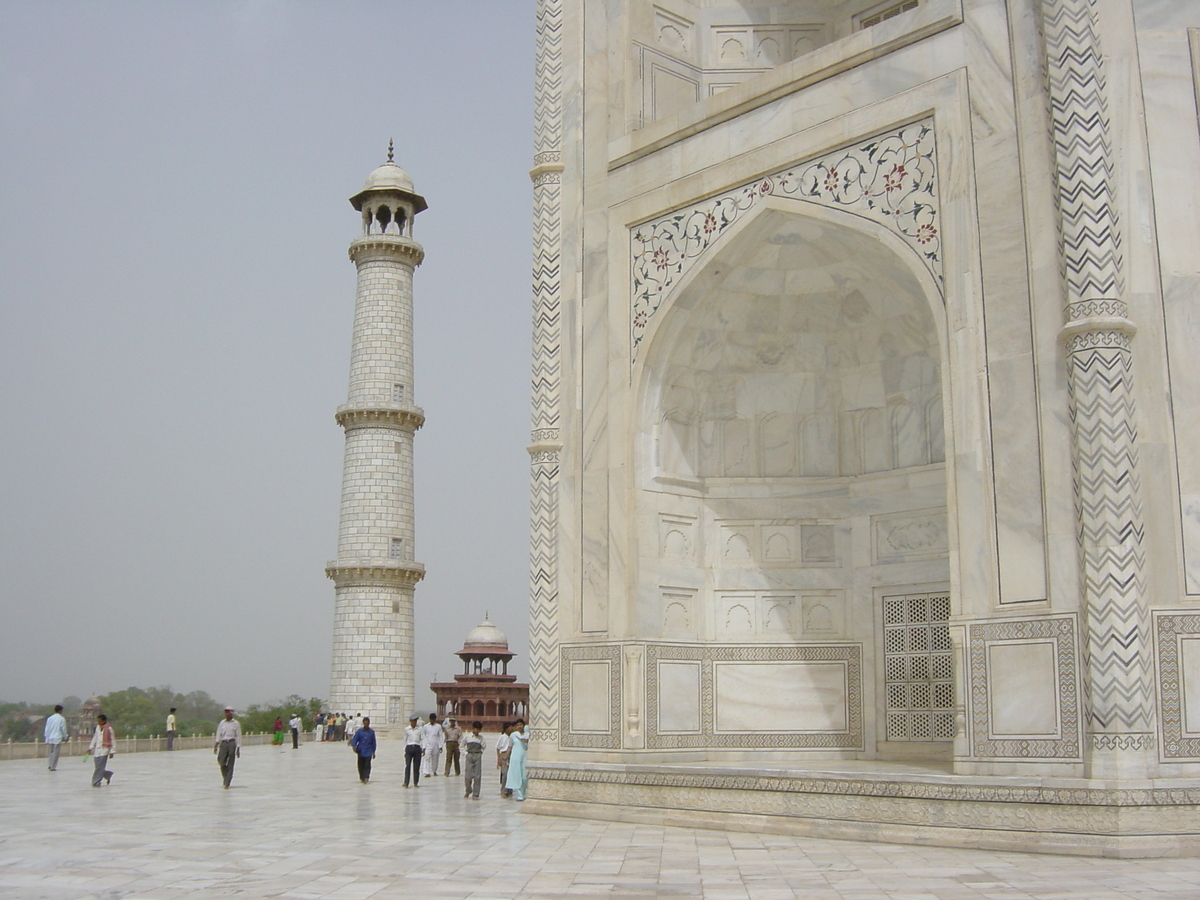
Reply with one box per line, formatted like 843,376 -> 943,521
86,714 -> 115,787
44,704 -> 69,771
495,721 -> 513,798
214,707 -> 241,789
505,718 -> 529,801
462,721 -> 485,800
289,713 -> 302,749
272,716 -> 285,746
421,713 -> 444,777
403,715 -> 424,787
165,708 -> 178,750
443,716 -> 462,776
349,716 -> 376,783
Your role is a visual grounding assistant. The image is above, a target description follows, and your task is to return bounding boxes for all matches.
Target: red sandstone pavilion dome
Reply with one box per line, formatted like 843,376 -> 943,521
430,616 -> 529,733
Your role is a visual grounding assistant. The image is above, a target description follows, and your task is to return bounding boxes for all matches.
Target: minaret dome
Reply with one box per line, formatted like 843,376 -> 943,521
350,140 -> 428,237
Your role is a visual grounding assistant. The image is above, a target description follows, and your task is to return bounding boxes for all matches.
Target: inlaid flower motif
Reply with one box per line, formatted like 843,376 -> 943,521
629,120 -> 940,363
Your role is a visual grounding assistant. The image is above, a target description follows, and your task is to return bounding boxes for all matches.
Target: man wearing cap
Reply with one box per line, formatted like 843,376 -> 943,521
403,715 -> 424,787
214,707 -> 241,789
442,716 -> 463,776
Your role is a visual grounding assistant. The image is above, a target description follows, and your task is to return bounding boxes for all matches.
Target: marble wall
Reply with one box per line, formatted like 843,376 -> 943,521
532,0 -> 1200,793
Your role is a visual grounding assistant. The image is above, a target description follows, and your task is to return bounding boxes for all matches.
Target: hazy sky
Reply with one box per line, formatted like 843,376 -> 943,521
0,1 -> 536,709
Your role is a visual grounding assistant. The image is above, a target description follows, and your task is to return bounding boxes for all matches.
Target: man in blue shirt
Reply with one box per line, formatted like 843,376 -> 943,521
349,717 -> 377,783
44,705 -> 69,771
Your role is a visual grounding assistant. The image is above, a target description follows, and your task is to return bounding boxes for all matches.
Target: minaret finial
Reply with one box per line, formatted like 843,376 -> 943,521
387,138 -> 394,163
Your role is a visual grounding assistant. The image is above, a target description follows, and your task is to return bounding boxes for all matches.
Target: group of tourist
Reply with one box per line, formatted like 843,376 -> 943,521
313,711 -> 355,742
50,704 -> 530,799
394,713 -> 529,800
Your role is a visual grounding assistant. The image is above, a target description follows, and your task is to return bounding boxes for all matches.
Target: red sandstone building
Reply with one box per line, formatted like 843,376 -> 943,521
430,618 -> 529,733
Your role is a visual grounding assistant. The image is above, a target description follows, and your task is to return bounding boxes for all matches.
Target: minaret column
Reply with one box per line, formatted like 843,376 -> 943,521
328,146 -> 428,727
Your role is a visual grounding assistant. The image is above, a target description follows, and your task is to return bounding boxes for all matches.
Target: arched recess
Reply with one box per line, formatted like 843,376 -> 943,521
633,199 -> 955,760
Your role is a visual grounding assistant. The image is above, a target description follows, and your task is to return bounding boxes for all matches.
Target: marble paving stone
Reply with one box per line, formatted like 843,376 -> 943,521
2,744 -> 1200,898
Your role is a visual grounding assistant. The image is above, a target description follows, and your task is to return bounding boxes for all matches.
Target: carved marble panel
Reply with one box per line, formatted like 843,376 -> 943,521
872,508 -> 948,564
715,661 -> 849,733
560,644 -> 622,749
654,6 -> 694,59
801,591 -> 843,636
800,523 -> 837,565
967,617 -> 1080,759
716,593 -> 757,635
646,643 -> 863,749
659,513 -> 697,561
657,661 -> 702,733
662,587 -> 697,637
987,641 -> 1059,738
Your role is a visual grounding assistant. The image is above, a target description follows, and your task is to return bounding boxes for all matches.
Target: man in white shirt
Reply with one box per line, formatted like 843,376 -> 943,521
421,713 -> 445,777
44,705 -> 69,771
495,721 -> 513,798
87,714 -> 115,787
403,715 -> 424,787
288,713 -> 302,750
166,708 -> 177,750
213,707 -> 242,789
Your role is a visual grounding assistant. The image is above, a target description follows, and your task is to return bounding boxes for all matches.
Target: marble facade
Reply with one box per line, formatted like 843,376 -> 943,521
523,0 -> 1200,856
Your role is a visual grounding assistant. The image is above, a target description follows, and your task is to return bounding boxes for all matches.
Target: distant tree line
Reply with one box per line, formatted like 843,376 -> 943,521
0,687 -> 326,741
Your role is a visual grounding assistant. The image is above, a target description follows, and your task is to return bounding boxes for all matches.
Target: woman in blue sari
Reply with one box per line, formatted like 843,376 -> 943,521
504,718 -> 529,801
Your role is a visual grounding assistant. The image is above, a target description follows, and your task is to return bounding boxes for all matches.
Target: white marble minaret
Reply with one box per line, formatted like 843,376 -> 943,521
327,142 -> 427,727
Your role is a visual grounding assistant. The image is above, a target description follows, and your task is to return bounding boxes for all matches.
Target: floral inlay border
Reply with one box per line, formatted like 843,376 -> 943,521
630,119 -> 940,363
1155,612 -> 1200,759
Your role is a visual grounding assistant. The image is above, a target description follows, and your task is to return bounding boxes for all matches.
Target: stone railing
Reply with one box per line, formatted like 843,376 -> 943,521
0,731 -> 317,761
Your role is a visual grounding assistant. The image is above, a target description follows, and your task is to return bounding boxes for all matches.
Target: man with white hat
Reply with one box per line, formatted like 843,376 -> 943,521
214,707 -> 241,789
403,714 -> 424,787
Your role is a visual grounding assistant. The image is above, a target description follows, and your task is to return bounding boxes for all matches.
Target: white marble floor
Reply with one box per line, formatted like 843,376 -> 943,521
2,742 -> 1198,899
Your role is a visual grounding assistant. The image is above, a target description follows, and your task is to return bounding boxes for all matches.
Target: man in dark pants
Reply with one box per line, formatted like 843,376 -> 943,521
349,717 -> 376,783
214,707 -> 241,789
403,714 -> 423,787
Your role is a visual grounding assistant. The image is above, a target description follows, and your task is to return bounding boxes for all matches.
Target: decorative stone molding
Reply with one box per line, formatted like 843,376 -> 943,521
1155,612 -> 1200,759
347,235 -> 425,266
325,561 -> 425,587
630,119 -> 940,362
334,405 -> 425,432
528,0 -> 565,745
528,763 -> 1200,808
967,616 -> 1081,759
1039,0 -> 1155,752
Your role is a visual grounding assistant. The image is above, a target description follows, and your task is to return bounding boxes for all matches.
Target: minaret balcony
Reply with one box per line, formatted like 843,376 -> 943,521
326,558 -> 425,587
335,403 -> 425,432
348,234 -> 424,266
